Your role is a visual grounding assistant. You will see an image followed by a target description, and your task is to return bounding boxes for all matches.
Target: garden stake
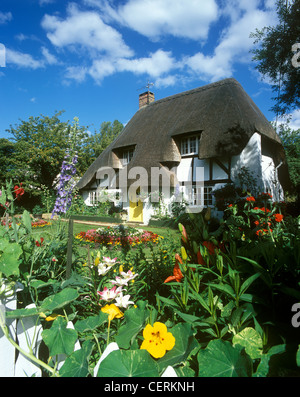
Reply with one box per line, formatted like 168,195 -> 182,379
66,218 -> 74,279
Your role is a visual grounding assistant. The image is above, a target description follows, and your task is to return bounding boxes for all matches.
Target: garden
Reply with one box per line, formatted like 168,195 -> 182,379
0,173 -> 300,378
0,118 -> 299,378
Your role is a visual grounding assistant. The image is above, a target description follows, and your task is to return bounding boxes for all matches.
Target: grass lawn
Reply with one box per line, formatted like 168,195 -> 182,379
32,218 -> 181,244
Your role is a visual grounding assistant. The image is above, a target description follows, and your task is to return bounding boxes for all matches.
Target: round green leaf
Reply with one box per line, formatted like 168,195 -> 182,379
232,327 -> 263,359
97,349 -> 159,377
59,341 -> 93,377
197,339 -> 252,377
42,317 -> 78,356
40,288 -> 79,313
0,239 -> 22,277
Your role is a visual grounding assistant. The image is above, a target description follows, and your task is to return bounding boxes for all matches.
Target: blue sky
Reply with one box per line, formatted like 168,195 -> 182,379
0,0 -> 299,140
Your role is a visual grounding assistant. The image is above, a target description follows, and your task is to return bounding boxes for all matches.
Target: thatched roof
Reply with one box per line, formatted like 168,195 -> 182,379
77,78 -> 288,190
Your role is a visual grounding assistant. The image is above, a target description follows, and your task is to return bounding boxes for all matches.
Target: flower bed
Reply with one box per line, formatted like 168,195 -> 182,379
75,225 -> 162,247
1,217 -> 51,228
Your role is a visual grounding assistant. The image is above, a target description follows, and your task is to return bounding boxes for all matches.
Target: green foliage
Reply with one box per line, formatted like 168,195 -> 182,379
42,316 -> 78,356
250,0 -> 300,115
97,349 -> 160,377
276,120 -> 300,196
1,180 -> 299,377
197,339 -> 252,377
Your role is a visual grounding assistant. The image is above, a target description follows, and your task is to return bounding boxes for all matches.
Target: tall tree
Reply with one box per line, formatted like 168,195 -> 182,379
251,0 -> 300,116
6,111 -> 88,207
82,120 -> 123,167
276,121 -> 300,193
0,138 -> 15,186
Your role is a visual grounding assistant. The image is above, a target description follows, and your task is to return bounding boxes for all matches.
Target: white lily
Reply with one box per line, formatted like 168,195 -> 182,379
111,270 -> 138,286
115,293 -> 134,309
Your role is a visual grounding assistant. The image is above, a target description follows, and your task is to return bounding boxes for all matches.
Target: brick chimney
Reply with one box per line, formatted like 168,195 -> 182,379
139,91 -> 155,109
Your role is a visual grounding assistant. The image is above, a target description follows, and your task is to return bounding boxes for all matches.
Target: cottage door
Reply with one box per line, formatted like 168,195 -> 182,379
129,198 -> 143,222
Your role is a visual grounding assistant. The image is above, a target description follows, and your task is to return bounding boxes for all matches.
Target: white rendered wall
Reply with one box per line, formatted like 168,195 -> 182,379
231,132 -> 264,192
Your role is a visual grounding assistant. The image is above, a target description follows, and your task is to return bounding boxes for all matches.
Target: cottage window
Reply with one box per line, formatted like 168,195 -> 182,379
181,136 -> 199,156
122,149 -> 134,166
188,185 -> 213,207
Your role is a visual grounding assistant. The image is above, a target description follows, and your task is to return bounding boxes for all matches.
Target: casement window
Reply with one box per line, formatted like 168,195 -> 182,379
188,185 -> 214,207
180,136 -> 199,156
121,149 -> 134,165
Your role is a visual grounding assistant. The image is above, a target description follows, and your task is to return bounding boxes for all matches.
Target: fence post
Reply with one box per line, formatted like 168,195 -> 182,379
66,218 -> 74,279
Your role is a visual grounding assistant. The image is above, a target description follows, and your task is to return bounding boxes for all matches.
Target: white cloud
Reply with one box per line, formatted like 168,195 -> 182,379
0,11 -> 12,24
64,49 -> 177,85
182,2 -> 278,82
5,46 -> 59,69
41,3 -> 134,58
88,0 -> 219,41
6,48 -> 44,69
41,46 -> 59,65
88,59 -> 117,82
39,0 -> 56,5
116,50 -> 177,78
64,66 -> 88,82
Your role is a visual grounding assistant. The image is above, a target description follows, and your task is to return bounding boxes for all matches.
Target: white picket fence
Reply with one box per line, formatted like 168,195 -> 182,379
0,295 -> 177,377
0,294 -> 80,377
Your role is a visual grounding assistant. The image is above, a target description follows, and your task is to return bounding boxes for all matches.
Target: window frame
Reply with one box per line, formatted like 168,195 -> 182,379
121,148 -> 134,166
187,185 -> 214,207
180,135 -> 200,156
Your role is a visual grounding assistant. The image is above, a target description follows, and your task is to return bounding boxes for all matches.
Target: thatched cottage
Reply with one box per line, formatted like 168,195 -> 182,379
77,78 -> 289,224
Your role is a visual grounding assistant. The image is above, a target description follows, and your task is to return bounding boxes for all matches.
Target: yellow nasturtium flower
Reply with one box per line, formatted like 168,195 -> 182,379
140,322 -> 175,359
101,304 -> 123,323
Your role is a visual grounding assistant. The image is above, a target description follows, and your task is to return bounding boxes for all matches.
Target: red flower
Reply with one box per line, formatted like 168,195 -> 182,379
202,241 -> 216,255
35,237 -> 44,247
274,213 -> 284,223
14,183 -> 25,201
246,196 -> 255,202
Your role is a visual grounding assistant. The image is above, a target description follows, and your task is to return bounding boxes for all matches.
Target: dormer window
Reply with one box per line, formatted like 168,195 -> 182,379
181,135 -> 199,156
121,148 -> 134,166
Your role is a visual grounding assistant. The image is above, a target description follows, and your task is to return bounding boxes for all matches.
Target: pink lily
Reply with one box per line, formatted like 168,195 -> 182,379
97,286 -> 122,301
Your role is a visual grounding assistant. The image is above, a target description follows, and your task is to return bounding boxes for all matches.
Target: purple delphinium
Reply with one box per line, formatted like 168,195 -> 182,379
52,151 -> 78,218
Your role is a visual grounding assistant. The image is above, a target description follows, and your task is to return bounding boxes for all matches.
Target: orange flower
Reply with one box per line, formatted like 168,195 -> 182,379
274,213 -> 284,223
164,262 -> 183,283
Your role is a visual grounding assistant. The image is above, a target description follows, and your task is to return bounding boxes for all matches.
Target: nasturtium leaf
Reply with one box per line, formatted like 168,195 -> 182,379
0,239 -> 22,277
157,323 -> 199,372
197,339 -> 252,377
115,300 -> 149,349
232,327 -> 263,359
5,307 -> 39,319
74,312 -> 108,333
40,288 -> 79,313
42,317 -> 78,356
97,349 -> 159,377
59,340 -> 93,377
